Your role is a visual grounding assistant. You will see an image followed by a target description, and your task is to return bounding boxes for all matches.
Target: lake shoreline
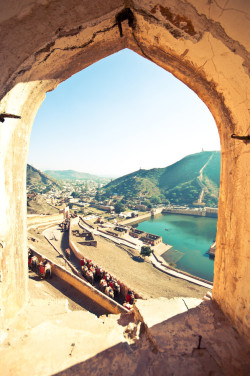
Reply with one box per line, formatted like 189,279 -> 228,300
136,213 -> 216,282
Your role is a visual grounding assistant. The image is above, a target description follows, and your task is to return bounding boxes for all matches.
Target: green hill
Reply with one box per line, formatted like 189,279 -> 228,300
27,164 -> 62,190
103,151 -> 221,207
44,169 -> 110,183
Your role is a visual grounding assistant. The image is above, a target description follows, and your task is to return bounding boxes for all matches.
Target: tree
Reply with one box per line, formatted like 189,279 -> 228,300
140,246 -> 152,258
95,190 -> 102,201
142,200 -> 152,209
150,195 -> 162,204
72,191 -> 80,198
114,201 -> 125,213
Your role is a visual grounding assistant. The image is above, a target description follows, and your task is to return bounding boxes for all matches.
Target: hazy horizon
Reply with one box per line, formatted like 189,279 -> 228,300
41,149 -> 220,179
28,49 -> 220,176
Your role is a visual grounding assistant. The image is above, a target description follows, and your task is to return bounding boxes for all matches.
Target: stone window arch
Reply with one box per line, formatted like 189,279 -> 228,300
0,1 -> 249,340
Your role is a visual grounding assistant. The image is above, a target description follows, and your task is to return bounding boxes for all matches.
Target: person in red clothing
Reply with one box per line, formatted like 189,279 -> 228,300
126,289 -> 135,304
39,261 -> 46,276
39,260 -> 52,279
88,260 -> 93,267
126,289 -> 132,303
28,250 -> 38,271
80,258 -> 87,266
28,250 -> 33,269
113,280 -> 120,298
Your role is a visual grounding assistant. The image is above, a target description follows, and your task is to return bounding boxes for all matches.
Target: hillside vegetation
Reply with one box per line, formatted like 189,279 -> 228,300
27,164 -> 62,191
103,151 -> 221,207
44,169 -> 110,183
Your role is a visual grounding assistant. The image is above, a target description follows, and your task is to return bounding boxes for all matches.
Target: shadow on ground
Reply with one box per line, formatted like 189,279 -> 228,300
53,301 -> 250,376
132,255 -> 144,263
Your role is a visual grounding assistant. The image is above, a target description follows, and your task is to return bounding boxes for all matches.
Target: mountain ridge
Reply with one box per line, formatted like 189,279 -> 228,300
27,164 -> 62,189
103,151 -> 221,207
44,169 -> 111,182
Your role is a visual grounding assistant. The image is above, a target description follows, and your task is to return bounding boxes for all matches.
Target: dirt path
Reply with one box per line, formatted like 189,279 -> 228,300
71,230 -> 208,300
28,271 -> 108,316
28,225 -> 110,316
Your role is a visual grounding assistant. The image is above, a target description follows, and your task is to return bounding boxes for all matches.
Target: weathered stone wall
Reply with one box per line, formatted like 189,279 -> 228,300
29,247 -> 127,315
0,0 -> 249,340
27,213 -> 63,227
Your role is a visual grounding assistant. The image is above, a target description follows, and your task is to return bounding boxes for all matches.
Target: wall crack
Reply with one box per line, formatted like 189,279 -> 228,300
40,23 -> 117,65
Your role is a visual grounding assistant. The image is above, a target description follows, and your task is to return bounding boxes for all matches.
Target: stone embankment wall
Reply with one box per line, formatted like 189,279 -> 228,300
79,216 -> 95,229
69,217 -> 86,260
30,246 -> 127,315
121,208 -> 163,225
27,214 -> 63,227
162,208 -> 218,218
97,227 -> 138,247
73,220 -> 97,247
121,206 -> 218,225
152,252 -> 213,287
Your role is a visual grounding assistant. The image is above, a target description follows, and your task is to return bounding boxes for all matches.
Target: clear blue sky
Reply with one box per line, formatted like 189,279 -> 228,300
28,49 -> 220,177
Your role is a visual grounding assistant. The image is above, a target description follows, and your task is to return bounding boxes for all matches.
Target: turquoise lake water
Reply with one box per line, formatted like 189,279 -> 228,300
136,214 -> 216,282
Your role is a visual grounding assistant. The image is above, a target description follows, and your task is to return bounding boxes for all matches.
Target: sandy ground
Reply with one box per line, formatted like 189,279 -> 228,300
28,226 -> 71,270
28,271 -> 109,316
71,228 -> 208,300
28,224 -> 208,300
28,225 -> 112,315
27,196 -> 59,215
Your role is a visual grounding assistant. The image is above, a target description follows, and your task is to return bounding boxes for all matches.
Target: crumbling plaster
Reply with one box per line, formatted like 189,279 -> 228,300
0,0 -> 249,341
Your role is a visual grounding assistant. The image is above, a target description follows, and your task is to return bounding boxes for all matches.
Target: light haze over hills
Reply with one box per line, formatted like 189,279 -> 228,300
44,169 -> 111,183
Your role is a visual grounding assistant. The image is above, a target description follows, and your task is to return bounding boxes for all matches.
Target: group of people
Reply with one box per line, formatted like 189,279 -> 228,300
28,249 -> 52,279
59,220 -> 70,232
80,257 -> 135,307
28,248 -> 135,309
80,257 -> 121,299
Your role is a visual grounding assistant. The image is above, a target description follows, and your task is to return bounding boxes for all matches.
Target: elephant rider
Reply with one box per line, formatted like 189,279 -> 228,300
96,265 -> 100,275
28,250 -> 38,270
80,258 -> 87,266
39,260 -> 48,275
126,289 -> 135,304
113,280 -> 120,298
100,278 -> 107,292
81,265 -> 88,275
39,259 -> 51,278
88,260 -> 93,267
96,266 -> 104,282
28,250 -> 33,268
130,294 -> 135,305
105,286 -> 114,298
104,273 -> 111,282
